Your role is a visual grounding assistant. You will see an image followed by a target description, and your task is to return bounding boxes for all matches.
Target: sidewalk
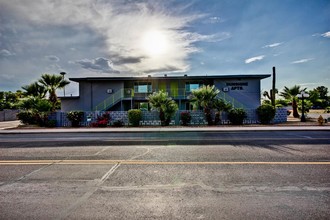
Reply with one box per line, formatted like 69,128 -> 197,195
0,120 -> 329,133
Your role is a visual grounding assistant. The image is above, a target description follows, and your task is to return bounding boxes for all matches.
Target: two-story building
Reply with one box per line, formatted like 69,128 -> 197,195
60,74 -> 270,112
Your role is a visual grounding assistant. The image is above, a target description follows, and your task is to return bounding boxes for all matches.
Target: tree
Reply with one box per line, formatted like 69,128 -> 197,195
213,98 -> 232,124
279,85 -> 305,118
190,85 -> 219,125
38,74 -> 70,111
22,82 -> 47,99
0,91 -> 20,110
148,90 -> 178,126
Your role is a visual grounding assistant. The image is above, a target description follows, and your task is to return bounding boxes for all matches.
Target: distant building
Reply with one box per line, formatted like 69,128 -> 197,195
60,74 -> 270,112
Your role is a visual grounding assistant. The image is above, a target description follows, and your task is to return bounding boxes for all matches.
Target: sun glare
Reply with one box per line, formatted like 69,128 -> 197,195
142,30 -> 169,57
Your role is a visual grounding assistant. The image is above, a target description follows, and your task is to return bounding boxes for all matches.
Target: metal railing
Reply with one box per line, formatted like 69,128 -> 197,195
93,87 -> 246,111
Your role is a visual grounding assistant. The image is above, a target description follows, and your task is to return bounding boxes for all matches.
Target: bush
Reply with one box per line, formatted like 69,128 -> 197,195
228,108 -> 247,125
256,104 -> 276,124
17,111 -> 49,126
67,111 -> 84,127
180,111 -> 191,126
17,111 -> 35,125
91,112 -> 111,127
112,119 -> 124,127
128,109 -> 142,127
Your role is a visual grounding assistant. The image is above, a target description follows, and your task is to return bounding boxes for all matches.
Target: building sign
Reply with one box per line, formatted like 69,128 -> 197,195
226,82 -> 248,90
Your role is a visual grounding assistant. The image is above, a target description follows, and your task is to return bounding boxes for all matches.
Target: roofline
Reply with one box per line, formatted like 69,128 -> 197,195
69,74 -> 271,82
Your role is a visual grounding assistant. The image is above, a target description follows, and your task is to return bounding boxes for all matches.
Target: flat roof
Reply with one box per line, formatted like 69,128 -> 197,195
69,74 -> 271,82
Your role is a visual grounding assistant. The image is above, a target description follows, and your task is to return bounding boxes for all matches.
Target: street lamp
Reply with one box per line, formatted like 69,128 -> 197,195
60,72 -> 66,97
297,91 -> 309,122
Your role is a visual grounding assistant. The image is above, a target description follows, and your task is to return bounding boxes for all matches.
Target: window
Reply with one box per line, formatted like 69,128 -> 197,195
134,82 -> 152,93
185,82 -> 201,92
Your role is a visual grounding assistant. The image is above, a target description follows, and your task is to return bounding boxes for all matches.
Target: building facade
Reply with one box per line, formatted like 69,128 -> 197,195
60,74 -> 270,112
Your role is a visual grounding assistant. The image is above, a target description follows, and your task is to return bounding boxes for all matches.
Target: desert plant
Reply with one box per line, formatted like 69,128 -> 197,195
148,90 -> 178,126
67,111 -> 84,127
128,109 -> 142,127
256,104 -> 276,124
190,85 -> 219,125
180,111 -> 191,126
228,108 -> 247,125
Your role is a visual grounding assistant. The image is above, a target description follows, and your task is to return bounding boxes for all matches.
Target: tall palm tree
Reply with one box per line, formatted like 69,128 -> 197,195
279,85 -> 304,118
190,85 -> 219,125
22,82 -> 47,99
38,73 -> 70,111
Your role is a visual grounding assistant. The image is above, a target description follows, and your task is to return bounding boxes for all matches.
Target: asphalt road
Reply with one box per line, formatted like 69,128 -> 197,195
0,130 -> 329,219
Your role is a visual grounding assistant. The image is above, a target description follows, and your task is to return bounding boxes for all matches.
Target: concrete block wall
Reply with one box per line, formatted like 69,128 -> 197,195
0,110 -> 19,121
51,108 -> 287,127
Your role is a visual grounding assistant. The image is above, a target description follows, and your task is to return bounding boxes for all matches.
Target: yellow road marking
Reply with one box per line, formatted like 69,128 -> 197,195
0,160 -> 330,165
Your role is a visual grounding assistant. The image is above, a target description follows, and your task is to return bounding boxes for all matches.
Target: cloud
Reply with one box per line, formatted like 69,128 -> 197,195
291,58 -> 314,64
45,55 -> 60,62
321,31 -> 330,38
262,42 -> 283,48
245,55 -> 265,64
0,1 -> 223,75
75,57 -> 120,73
0,49 -> 15,58
205,16 -> 223,24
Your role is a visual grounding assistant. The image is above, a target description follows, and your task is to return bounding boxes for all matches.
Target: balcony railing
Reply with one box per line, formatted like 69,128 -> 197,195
94,87 -> 245,111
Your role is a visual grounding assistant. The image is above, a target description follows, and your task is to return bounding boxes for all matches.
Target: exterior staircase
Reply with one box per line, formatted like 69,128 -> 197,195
93,89 -> 128,111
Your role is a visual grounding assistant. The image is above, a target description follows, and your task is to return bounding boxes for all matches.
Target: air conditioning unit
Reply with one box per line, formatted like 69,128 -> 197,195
223,87 -> 229,92
106,89 -> 113,94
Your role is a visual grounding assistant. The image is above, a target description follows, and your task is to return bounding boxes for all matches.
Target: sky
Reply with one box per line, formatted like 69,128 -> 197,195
0,0 -> 329,96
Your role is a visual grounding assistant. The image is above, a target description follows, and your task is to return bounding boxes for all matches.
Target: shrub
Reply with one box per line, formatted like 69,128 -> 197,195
128,109 -> 142,127
67,111 -> 84,127
17,111 -> 35,125
256,104 -> 276,124
228,108 -> 247,125
46,119 -> 57,127
17,111 -> 48,126
112,119 -> 124,127
91,112 -> 111,127
180,111 -> 191,126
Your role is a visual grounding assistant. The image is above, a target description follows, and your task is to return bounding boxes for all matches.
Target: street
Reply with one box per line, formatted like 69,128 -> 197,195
0,130 -> 329,219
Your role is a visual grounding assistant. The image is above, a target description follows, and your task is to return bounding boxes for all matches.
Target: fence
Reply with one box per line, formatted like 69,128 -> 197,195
0,110 -> 19,121
50,108 -> 287,127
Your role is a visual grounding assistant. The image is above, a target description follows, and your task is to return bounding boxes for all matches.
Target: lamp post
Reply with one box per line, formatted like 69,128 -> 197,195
297,91 -> 309,122
60,72 -> 66,97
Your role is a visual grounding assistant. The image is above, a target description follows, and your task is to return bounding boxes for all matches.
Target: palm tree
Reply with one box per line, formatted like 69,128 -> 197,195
22,82 -> 47,99
148,90 -> 178,126
38,74 -> 70,111
279,85 -> 305,118
190,85 -> 219,125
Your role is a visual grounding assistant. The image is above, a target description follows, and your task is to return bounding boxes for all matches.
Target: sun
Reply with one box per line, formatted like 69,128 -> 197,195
141,30 -> 169,57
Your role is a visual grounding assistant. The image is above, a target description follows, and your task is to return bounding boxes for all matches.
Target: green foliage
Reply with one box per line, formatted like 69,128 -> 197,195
180,111 -> 191,126
228,108 -> 247,125
22,82 -> 47,99
38,73 -> 70,111
112,119 -> 124,127
17,111 -> 51,127
275,99 -> 289,107
190,85 -> 220,125
148,90 -> 178,126
0,91 -> 20,110
67,111 -> 84,127
280,85 -> 305,118
128,109 -> 142,127
18,97 -> 52,112
256,104 -> 276,124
